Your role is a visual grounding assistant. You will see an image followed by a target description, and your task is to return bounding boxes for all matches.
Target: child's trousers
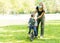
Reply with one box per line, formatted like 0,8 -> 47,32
28,25 -> 37,36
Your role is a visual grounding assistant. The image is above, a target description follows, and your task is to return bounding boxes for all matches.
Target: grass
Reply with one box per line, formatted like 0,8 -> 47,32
0,20 -> 60,43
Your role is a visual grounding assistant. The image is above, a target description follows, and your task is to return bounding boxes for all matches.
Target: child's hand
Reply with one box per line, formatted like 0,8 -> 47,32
35,18 -> 37,21
34,17 -> 37,21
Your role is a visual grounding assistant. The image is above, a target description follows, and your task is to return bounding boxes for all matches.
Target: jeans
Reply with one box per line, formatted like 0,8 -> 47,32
28,25 -> 37,36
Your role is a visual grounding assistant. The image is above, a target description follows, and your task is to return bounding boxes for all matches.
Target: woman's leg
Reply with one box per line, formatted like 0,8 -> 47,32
40,16 -> 45,36
36,19 -> 40,36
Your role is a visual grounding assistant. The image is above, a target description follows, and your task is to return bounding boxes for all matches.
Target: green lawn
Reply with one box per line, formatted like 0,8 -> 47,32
0,20 -> 60,43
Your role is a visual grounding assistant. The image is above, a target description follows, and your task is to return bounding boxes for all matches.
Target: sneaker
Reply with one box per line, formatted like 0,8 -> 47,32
30,38 -> 33,41
40,36 -> 43,39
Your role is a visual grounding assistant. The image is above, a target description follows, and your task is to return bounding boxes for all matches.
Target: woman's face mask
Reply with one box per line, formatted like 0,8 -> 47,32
39,6 -> 42,8
38,6 -> 43,11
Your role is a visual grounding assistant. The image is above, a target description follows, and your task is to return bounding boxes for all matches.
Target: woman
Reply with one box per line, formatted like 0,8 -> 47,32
33,2 -> 45,38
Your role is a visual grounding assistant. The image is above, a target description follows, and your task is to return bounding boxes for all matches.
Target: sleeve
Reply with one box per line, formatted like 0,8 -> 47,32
33,19 -> 35,23
36,6 -> 38,11
28,18 -> 31,24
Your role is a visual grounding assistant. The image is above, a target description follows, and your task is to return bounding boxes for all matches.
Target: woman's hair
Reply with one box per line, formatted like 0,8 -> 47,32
39,2 -> 44,10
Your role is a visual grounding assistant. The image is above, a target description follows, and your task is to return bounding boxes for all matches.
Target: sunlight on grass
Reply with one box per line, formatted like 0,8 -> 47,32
0,20 -> 60,43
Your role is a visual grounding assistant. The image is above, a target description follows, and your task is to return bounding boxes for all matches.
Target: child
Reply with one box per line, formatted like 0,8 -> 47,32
28,14 -> 37,37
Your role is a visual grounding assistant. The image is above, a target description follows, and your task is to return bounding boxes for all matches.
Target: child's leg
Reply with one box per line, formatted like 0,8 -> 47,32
28,26 -> 31,34
34,26 -> 37,36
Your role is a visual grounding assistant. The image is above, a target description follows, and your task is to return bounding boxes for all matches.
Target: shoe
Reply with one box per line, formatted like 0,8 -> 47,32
30,38 -> 33,41
34,36 -> 37,38
40,36 -> 43,39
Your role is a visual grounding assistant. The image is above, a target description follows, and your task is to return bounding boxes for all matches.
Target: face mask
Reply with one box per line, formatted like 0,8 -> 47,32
38,6 -> 43,11
39,6 -> 42,8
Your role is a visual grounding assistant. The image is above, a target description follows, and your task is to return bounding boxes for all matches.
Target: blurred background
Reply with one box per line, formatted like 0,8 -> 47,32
0,0 -> 60,43
0,0 -> 60,14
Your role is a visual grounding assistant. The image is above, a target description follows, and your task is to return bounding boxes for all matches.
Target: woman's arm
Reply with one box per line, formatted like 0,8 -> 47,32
32,6 -> 38,17
33,10 -> 37,15
37,12 -> 45,19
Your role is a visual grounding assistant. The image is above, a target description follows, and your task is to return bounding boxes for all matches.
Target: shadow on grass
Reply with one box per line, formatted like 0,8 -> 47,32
0,24 -> 60,43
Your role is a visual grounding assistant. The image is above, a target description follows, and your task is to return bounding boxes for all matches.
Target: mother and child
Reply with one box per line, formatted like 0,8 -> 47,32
28,2 -> 45,40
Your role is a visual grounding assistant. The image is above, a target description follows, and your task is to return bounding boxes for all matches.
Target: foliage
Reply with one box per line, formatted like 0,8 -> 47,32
0,0 -> 60,14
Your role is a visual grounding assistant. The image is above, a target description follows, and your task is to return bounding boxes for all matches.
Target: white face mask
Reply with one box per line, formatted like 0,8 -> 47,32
39,6 -> 42,8
38,6 -> 43,11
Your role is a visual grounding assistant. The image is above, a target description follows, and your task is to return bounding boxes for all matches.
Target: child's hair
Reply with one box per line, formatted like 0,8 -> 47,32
31,14 -> 34,17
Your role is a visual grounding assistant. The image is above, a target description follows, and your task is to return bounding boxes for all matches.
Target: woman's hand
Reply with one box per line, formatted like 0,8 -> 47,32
37,16 -> 41,19
37,12 -> 45,19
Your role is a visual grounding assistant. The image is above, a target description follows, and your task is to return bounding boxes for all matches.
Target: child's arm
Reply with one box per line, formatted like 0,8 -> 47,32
28,18 -> 31,26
